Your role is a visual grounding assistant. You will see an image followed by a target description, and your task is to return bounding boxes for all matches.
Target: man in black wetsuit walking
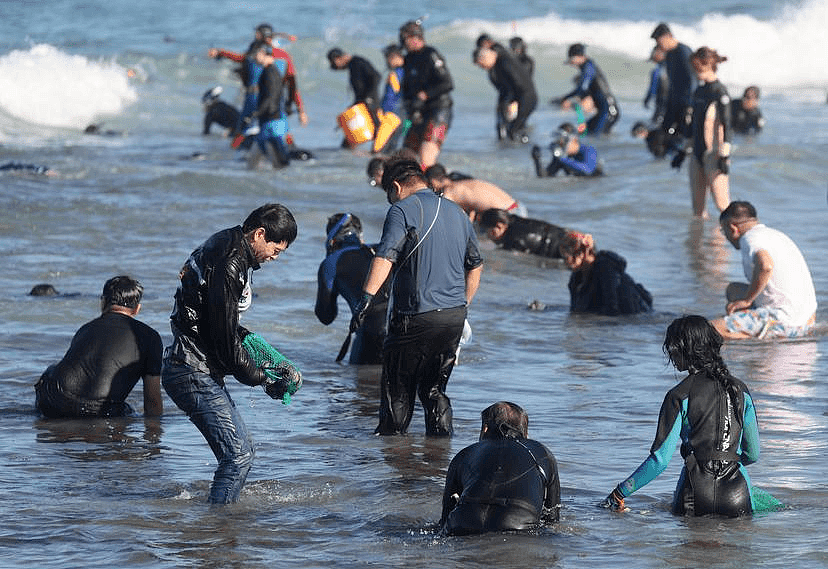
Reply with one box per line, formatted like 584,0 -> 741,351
651,23 -> 697,138
473,44 -> 537,142
440,401 -> 560,535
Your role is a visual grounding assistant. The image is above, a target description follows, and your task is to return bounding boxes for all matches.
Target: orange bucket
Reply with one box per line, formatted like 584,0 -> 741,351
337,103 -> 375,146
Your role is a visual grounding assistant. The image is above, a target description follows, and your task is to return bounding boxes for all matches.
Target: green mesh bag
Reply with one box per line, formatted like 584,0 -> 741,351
241,332 -> 302,405
752,486 -> 784,514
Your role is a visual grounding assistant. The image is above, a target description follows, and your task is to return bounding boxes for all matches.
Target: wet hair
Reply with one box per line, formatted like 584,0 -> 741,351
719,200 -> 757,224
509,36 -> 526,54
423,163 -> 448,183
558,231 -> 593,260
325,212 -> 362,243
651,22 -> 672,40
29,283 -> 59,297
383,43 -> 403,57
691,46 -> 727,72
242,203 -> 298,245
256,23 -> 274,39
380,157 -> 426,193
399,20 -> 424,43
481,401 -> 529,439
743,85 -> 760,100
478,208 -> 510,230
663,315 -> 735,387
101,275 -> 143,310
366,156 -> 386,182
567,43 -> 586,58
476,33 -> 494,48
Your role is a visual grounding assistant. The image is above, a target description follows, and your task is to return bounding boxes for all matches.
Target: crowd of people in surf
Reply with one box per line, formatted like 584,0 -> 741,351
28,19 -> 815,535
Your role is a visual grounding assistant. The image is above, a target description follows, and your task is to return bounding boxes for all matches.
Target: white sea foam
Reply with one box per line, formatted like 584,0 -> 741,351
450,0 -> 828,96
0,43 -> 138,128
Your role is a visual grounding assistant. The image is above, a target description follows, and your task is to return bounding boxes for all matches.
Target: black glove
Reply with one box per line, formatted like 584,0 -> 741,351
600,486 -> 626,511
262,362 -> 303,401
349,292 -> 374,333
670,151 -> 686,170
717,155 -> 730,175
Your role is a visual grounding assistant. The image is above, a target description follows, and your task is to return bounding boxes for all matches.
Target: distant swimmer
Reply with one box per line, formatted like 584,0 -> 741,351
315,213 -> 390,364
34,276 -> 163,418
440,401 -> 560,535
399,20 -> 454,167
673,47 -> 732,218
201,86 -> 240,136
83,123 -> 125,136
531,123 -> 603,177
559,232 -> 652,315
425,163 -> 527,221
712,201 -> 816,340
730,86 -> 764,135
602,315 -> 760,517
327,47 -> 382,148
478,208 -> 571,259
0,161 -> 56,177
650,23 -> 697,138
473,44 -> 537,143
553,43 -> 619,135
29,284 -> 60,297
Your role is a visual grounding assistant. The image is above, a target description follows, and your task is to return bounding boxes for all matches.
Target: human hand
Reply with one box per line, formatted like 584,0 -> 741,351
600,487 -> 626,511
417,91 -> 428,102
299,110 -> 309,126
349,292 -> 374,333
717,155 -> 730,175
207,48 -> 219,59
561,98 -> 572,110
262,362 -> 303,404
726,298 -> 752,314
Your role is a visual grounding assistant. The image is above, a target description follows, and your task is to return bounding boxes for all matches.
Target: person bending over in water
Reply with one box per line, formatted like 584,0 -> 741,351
552,43 -> 619,135
559,232 -> 652,315
425,163 -> 526,221
479,208 -> 572,259
315,213 -> 390,364
602,315 -> 760,517
440,401 -> 560,535
34,276 -> 163,418
531,123 -> 602,177
730,86 -> 764,135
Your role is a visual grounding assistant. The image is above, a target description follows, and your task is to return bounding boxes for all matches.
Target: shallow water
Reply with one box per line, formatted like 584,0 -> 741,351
1,0 -> 828,567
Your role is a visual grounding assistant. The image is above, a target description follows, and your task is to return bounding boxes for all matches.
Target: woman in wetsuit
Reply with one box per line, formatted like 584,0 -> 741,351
602,315 -> 760,517
686,47 -> 732,218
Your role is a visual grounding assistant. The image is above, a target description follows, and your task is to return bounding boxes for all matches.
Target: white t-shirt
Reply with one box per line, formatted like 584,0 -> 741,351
740,224 -> 817,327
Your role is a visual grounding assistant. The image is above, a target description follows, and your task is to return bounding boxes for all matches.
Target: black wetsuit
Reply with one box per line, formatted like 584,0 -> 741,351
495,215 -> 569,258
617,371 -> 760,517
203,100 -> 241,135
730,99 -> 764,135
662,42 -> 697,137
347,56 -> 381,110
402,45 -> 454,147
440,436 -> 560,535
489,51 -> 538,140
691,79 -> 731,163
35,312 -> 163,418
1,162 -> 50,175
568,250 -> 653,315
315,237 -> 390,365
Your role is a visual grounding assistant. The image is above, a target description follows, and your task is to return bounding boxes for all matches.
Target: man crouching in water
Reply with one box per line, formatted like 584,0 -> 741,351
440,401 -> 560,535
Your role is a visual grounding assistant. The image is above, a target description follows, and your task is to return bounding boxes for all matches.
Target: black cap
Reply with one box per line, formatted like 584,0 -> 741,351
399,20 -> 424,42
567,43 -> 585,58
651,22 -> 671,39
327,47 -> 345,69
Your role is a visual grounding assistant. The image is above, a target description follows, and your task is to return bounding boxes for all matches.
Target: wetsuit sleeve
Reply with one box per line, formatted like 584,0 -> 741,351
617,393 -> 683,498
314,261 -> 339,325
644,67 -> 660,105
350,58 -> 381,104
424,50 -> 454,102
209,254 -> 266,386
716,85 -> 732,146
214,49 -> 245,63
440,451 -> 465,527
561,61 -> 595,101
557,145 -> 598,176
542,448 -> 561,521
740,392 -> 760,465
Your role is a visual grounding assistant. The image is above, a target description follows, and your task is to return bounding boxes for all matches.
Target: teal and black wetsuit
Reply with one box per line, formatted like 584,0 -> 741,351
616,371 -> 760,516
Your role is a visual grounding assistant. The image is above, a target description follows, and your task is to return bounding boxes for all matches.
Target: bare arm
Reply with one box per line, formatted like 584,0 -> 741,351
465,265 -> 483,305
363,257 -> 394,296
726,249 -> 773,314
142,374 -> 163,416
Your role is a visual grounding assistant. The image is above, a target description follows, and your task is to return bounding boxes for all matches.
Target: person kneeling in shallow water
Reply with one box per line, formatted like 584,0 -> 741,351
602,315 -> 760,517
559,232 -> 652,315
440,401 -> 560,535
531,123 -> 603,177
479,208 -> 572,259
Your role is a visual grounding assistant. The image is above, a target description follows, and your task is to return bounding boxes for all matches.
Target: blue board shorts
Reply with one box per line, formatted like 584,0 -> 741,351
724,307 -> 814,339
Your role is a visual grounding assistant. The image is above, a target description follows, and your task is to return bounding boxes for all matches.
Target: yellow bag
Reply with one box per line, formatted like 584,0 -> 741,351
337,103 -> 375,146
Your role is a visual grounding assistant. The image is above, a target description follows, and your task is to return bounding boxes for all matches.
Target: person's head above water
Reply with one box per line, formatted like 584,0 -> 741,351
558,231 -> 596,271
101,275 -> 143,313
325,212 -> 363,252
663,315 -> 733,384
480,401 -> 529,441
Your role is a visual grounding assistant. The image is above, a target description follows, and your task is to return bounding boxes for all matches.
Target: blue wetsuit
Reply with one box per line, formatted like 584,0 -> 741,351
561,59 -> 619,134
616,371 -> 760,516
553,143 -> 601,177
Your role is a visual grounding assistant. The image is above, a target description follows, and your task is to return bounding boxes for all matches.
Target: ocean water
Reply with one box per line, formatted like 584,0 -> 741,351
1,0 -> 827,567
